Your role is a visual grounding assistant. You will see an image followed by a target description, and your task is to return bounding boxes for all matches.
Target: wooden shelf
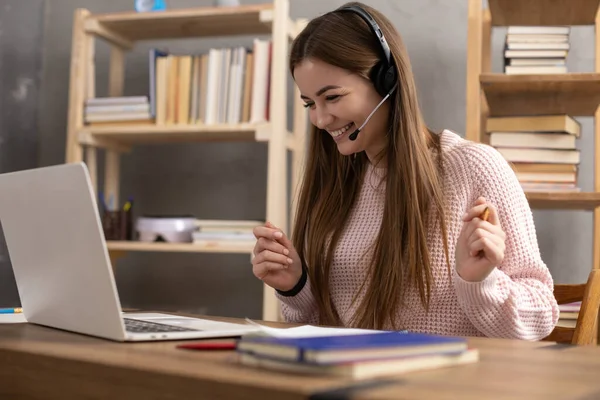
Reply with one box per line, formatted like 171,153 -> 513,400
81,123 -> 265,143
488,0 -> 600,26
526,192 -> 600,210
78,123 -> 298,151
106,241 -> 254,254
480,73 -> 600,117
85,3 -> 280,42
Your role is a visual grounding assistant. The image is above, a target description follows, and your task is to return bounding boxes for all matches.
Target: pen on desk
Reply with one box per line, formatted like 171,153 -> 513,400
176,341 -> 237,350
0,307 -> 22,314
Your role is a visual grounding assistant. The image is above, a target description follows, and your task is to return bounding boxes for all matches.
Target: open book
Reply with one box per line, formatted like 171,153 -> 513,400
242,318 -> 386,338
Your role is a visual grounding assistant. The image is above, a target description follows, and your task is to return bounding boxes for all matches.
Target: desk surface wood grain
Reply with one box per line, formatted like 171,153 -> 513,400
2,315 -> 600,400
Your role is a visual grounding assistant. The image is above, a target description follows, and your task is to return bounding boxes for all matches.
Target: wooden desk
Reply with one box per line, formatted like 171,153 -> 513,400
1,316 -> 600,400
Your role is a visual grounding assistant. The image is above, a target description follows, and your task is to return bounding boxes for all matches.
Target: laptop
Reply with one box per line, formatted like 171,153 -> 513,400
0,162 -> 261,341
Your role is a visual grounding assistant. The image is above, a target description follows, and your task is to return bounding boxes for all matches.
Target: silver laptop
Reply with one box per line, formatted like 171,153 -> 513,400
0,162 -> 260,341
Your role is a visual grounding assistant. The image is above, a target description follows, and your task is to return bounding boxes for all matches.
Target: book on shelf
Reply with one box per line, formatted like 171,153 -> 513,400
503,26 -> 570,75
559,301 -> 581,320
155,39 -> 271,126
84,96 -> 152,123
194,219 -> 262,231
83,39 -> 272,127
556,300 -> 580,328
486,114 -> 580,192
192,219 -> 261,246
511,163 -> 577,185
192,231 -> 255,246
235,330 -> 479,379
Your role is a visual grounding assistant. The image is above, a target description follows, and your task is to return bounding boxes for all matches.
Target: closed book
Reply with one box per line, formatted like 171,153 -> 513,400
514,171 -> 576,183
496,148 -> 579,164
520,182 -> 580,192
238,348 -> 479,379
505,65 -> 567,75
507,26 -> 570,35
86,96 -> 148,106
489,132 -> 576,149
558,301 -> 581,313
237,331 -> 468,364
511,163 -> 577,174
486,115 -> 580,137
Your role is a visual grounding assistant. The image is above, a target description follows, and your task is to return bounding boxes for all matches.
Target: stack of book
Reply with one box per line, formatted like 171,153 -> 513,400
503,26 -> 570,75
486,114 -> 581,193
556,301 -> 580,329
192,219 -> 260,247
84,96 -> 151,124
236,331 -> 479,379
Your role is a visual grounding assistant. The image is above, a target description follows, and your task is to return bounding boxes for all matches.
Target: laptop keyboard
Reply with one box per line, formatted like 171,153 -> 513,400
123,318 -> 198,333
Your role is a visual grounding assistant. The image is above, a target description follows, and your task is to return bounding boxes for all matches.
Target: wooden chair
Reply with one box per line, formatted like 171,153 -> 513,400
544,269 -> 600,345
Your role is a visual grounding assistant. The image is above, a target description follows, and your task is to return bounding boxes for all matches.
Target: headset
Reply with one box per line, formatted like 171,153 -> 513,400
337,5 -> 398,98
335,5 -> 399,140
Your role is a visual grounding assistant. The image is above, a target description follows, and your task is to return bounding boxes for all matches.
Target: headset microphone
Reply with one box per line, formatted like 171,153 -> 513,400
348,84 -> 397,141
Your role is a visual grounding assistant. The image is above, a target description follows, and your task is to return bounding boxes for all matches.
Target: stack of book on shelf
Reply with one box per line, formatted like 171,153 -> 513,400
150,38 -> 272,126
84,96 -> 152,125
556,301 -> 581,329
503,26 -> 570,75
487,114 -> 581,193
236,330 -> 479,379
192,219 -> 260,247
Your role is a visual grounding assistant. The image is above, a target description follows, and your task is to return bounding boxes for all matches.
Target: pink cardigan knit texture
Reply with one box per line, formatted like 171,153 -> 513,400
277,130 -> 559,340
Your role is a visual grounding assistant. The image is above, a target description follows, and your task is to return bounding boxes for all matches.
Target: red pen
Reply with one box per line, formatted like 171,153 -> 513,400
176,341 -> 237,350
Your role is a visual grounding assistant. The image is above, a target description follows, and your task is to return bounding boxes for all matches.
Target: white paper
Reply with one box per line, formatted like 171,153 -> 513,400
0,314 -> 27,323
243,318 -> 383,338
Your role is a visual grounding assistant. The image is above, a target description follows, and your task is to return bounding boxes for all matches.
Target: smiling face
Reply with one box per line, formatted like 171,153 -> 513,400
293,57 -> 390,163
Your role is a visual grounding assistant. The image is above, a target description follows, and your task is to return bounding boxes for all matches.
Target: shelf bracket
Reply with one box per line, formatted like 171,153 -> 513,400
259,9 -> 295,40
79,131 -> 131,153
258,9 -> 273,26
254,123 -> 272,142
84,19 -> 134,50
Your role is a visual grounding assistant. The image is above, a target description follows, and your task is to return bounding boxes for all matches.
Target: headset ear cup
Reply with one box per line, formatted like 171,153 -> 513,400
369,61 -> 387,97
384,67 -> 397,95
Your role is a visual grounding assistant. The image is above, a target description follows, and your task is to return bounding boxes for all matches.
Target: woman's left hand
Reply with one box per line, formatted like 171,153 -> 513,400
455,197 -> 506,282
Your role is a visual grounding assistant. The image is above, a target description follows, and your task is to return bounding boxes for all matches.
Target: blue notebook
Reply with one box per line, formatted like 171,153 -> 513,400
237,331 -> 468,364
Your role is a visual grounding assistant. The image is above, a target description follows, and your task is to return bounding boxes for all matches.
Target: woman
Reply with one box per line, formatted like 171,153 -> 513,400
251,2 -> 559,340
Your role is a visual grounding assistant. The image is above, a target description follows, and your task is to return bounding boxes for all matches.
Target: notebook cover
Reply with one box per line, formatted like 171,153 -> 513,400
239,331 -> 465,351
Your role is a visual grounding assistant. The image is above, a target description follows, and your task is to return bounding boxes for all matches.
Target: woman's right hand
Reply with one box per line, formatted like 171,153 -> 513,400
252,222 -> 303,292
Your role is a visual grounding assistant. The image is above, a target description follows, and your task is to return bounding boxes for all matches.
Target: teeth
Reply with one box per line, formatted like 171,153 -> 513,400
330,123 -> 353,137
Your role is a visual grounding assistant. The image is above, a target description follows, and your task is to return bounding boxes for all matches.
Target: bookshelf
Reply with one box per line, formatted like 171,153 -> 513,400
64,1 -> 309,322
466,0 -> 600,269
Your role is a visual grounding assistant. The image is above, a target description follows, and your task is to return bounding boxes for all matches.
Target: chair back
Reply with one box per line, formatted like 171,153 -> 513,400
545,269 -> 600,345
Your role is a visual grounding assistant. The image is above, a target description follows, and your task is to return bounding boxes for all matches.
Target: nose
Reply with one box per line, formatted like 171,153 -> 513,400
313,108 -> 334,130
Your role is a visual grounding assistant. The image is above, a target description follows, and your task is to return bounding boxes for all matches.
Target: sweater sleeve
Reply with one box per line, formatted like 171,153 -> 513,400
451,143 -> 560,341
275,274 -> 320,324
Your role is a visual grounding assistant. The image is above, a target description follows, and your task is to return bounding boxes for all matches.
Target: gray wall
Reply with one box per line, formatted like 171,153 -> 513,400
0,0 -> 45,307
0,0 -> 595,312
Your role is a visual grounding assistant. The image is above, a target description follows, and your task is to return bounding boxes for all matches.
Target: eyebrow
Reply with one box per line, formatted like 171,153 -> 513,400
300,85 -> 342,100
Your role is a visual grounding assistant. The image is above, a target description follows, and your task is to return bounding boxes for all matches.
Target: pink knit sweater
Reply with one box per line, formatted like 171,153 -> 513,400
277,130 -> 559,340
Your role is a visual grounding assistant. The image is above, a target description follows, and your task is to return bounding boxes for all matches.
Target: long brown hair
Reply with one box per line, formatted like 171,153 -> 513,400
290,2 -> 451,330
